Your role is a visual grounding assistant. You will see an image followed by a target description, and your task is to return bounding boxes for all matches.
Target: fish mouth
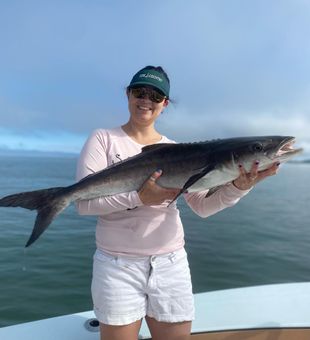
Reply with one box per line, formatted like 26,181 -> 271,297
275,137 -> 303,159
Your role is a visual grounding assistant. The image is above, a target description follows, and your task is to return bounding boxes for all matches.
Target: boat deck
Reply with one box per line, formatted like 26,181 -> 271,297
1,282 -> 310,340
189,328 -> 310,339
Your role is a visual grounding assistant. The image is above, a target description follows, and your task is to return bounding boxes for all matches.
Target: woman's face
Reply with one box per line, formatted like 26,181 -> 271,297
127,87 -> 169,126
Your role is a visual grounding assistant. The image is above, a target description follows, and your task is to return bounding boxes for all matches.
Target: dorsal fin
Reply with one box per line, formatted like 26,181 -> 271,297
141,143 -> 172,153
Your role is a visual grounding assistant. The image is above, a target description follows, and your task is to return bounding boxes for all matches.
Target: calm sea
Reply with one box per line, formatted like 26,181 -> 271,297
0,155 -> 310,327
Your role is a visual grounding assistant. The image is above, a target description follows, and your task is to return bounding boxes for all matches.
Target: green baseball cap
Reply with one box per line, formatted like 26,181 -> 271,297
129,67 -> 170,97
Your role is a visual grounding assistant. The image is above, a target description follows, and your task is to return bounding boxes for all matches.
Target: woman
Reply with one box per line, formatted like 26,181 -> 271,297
76,66 -> 279,340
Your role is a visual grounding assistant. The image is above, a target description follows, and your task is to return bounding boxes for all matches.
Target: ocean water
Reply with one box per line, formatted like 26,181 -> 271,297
0,155 -> 309,327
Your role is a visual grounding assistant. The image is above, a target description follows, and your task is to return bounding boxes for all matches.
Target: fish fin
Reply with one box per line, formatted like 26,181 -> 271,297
25,201 -> 66,247
0,188 -> 63,209
141,143 -> 172,153
0,187 -> 70,247
205,185 -> 223,198
168,164 -> 216,205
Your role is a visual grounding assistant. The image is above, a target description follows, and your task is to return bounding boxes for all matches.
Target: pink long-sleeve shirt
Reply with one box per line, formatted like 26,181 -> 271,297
76,127 -> 250,256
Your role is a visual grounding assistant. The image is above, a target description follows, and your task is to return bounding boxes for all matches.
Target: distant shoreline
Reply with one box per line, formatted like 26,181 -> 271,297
288,159 -> 310,164
0,148 -> 78,158
0,148 -> 309,163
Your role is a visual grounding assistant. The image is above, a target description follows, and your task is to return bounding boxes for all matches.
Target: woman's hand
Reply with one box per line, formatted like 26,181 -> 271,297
138,170 -> 181,206
233,161 -> 280,190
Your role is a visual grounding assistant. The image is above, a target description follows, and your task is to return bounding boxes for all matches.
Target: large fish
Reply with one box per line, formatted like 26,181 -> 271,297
0,136 -> 302,247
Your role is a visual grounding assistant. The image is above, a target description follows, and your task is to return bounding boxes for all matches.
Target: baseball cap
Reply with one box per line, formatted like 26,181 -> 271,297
129,67 -> 170,97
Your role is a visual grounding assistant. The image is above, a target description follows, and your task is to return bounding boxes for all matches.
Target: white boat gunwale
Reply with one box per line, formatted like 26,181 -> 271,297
1,282 -> 310,339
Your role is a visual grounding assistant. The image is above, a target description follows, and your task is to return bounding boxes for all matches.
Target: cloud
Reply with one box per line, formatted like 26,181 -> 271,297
158,105 -> 310,150
0,128 -> 85,153
0,0 -> 310,153
0,97 -> 47,129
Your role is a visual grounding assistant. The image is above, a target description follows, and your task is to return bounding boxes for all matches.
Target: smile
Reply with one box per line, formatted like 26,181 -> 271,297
137,105 -> 152,111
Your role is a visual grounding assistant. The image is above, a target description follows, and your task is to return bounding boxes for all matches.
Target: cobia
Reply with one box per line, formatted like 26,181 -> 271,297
0,136 -> 302,247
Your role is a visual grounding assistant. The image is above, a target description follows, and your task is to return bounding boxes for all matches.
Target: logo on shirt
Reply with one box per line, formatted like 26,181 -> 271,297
111,153 -> 122,165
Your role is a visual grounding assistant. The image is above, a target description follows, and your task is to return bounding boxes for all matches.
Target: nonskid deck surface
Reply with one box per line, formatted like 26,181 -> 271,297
1,282 -> 310,340
189,328 -> 310,340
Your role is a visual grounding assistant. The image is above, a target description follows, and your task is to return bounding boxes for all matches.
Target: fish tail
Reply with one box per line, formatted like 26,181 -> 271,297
0,187 -> 70,247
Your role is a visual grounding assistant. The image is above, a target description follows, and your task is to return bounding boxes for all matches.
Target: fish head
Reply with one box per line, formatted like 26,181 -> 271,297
263,136 -> 303,163
213,136 -> 303,172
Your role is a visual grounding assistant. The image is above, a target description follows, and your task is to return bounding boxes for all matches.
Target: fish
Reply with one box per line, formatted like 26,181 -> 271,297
0,135 -> 302,247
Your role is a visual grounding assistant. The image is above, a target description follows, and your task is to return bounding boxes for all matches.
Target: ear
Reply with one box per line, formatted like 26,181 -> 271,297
163,98 -> 169,107
126,88 -> 130,99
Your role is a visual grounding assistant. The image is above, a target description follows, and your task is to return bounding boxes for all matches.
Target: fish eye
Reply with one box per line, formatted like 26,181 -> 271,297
252,142 -> 263,152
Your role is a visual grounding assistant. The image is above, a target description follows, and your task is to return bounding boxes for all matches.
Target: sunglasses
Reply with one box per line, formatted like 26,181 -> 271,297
130,87 -> 166,103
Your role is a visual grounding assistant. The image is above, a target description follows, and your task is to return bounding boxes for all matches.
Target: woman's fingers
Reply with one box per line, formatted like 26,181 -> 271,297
234,161 -> 280,190
148,169 -> 162,183
138,170 -> 180,205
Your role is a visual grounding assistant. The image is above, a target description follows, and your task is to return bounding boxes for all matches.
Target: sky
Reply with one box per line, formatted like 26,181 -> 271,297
0,0 -> 310,156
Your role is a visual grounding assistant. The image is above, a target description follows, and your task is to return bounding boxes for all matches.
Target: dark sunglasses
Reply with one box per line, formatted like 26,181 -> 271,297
130,87 -> 166,103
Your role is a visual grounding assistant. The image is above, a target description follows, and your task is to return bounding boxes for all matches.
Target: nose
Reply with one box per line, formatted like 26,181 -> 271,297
138,96 -> 152,105
139,92 -> 152,100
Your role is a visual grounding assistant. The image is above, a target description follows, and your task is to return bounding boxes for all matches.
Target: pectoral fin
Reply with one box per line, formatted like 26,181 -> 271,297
205,185 -> 223,198
168,164 -> 215,205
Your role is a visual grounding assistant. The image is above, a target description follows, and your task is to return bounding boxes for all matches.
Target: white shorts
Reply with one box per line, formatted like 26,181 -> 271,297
91,247 -> 195,326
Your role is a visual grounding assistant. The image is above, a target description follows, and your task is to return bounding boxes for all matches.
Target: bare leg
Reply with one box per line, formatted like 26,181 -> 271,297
146,316 -> 192,340
99,319 -> 142,340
